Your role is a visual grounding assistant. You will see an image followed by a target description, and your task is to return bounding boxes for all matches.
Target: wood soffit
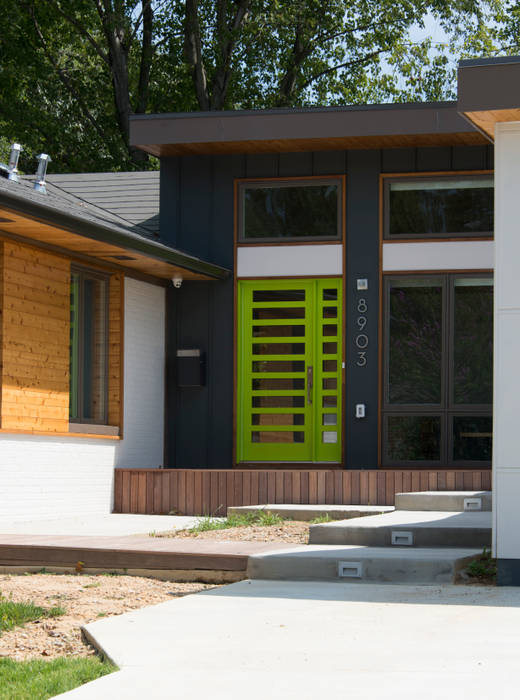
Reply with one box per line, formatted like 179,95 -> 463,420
137,131 -> 487,157
462,109 -> 520,142
0,207 -> 213,281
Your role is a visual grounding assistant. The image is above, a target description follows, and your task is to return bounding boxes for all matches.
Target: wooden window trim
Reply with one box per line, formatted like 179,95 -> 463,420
382,171 -> 494,241
70,265 -> 110,425
237,176 -> 343,244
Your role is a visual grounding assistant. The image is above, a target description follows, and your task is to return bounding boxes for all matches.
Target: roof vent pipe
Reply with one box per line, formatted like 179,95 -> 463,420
7,143 -> 22,183
33,153 -> 51,194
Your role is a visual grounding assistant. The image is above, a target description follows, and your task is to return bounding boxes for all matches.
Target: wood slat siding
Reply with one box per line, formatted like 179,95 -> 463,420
1,242 -> 70,432
113,469 -> 492,515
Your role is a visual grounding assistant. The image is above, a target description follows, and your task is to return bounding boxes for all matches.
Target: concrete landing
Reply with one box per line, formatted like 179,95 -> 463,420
247,544 -> 479,584
227,503 -> 394,521
395,491 -> 492,512
59,581 -> 520,699
309,510 -> 491,548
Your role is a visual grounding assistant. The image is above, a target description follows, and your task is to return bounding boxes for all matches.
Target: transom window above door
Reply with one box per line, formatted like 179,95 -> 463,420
238,178 -> 342,242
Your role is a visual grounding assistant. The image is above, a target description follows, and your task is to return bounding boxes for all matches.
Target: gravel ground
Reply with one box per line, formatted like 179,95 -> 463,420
156,521 -> 310,544
0,574 -> 215,661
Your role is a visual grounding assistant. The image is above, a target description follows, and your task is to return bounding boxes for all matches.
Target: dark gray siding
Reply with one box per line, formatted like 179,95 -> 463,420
161,144 -> 493,468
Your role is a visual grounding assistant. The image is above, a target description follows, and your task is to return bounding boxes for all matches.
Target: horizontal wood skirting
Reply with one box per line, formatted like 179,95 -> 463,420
113,468 -> 492,516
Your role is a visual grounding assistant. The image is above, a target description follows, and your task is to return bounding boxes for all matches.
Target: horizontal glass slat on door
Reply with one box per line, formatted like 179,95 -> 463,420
251,354 -> 306,362
252,318 -> 308,326
250,406 -> 305,414
253,308 -> 305,319
252,395 -> 306,406
252,361 -> 305,372
251,301 -> 306,308
253,326 -> 306,337
323,307 -> 338,318
252,415 -> 304,426
253,290 -> 306,302
322,325 -> 338,336
252,431 -> 305,443
252,343 -> 305,355
252,378 -> 305,390
252,390 -> 306,396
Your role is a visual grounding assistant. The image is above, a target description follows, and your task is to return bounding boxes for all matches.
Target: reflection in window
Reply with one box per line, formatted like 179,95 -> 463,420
70,269 -> 108,424
388,278 -> 442,404
387,416 -> 441,461
383,274 -> 493,465
453,278 -> 493,405
241,180 -> 340,240
387,176 -> 493,237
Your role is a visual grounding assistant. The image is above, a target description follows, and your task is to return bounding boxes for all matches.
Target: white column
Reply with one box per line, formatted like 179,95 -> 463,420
493,122 -> 520,560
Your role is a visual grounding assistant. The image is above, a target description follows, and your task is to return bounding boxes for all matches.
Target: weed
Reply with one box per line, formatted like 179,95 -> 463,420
96,611 -> 108,618
188,509 -> 286,534
309,514 -> 334,524
466,548 -> 497,581
0,597 -> 64,635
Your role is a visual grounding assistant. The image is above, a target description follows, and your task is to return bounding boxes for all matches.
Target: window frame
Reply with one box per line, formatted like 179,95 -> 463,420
69,265 -> 110,426
237,177 -> 343,244
383,173 -> 494,240
381,272 -> 493,468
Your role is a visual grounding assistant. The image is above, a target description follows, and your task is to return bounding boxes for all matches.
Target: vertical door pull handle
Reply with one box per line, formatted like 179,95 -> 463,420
307,365 -> 313,405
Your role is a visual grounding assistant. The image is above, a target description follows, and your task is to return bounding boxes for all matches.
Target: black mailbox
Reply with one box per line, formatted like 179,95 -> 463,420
176,349 -> 205,387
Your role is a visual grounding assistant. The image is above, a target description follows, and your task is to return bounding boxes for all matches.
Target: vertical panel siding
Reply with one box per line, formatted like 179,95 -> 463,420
113,468 -> 492,515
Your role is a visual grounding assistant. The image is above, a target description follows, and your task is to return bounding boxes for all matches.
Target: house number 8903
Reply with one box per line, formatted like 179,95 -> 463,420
355,297 -> 368,366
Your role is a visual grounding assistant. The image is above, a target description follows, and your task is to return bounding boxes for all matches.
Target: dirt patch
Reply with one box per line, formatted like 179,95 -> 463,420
156,521 -> 310,544
0,574 -> 215,661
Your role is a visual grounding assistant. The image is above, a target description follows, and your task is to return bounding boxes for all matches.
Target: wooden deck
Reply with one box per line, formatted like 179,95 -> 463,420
113,468 -> 492,516
0,534 -> 290,574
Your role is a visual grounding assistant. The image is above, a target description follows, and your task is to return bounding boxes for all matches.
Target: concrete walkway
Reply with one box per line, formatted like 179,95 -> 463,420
59,580 -> 520,699
0,514 -> 204,537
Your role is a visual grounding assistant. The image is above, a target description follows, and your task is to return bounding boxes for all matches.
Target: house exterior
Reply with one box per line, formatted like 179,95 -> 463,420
0,171 -> 227,521
2,56 -> 520,583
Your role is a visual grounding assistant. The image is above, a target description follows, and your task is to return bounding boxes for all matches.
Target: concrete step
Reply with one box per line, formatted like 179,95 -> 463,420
227,504 -> 394,522
395,491 -> 491,512
247,545 -> 480,584
309,510 -> 491,548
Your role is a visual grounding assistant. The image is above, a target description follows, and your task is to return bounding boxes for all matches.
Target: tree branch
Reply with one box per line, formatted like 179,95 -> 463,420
301,50 -> 383,90
135,0 -> 154,113
25,5 -> 106,141
184,0 -> 210,110
45,0 -> 110,67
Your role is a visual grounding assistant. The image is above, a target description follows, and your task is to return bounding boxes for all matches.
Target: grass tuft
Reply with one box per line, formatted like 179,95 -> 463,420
188,510 -> 286,533
0,598 -> 64,635
0,656 -> 115,700
309,514 -> 335,524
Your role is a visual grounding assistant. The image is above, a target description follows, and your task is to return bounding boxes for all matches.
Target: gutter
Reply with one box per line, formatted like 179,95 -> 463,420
0,185 -> 230,281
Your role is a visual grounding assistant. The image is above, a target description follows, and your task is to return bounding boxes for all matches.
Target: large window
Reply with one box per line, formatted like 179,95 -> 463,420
238,178 -> 342,242
382,274 -> 493,466
384,174 -> 493,239
70,267 -> 109,424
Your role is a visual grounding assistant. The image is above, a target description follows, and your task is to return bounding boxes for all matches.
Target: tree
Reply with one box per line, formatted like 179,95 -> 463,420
0,1 -> 492,172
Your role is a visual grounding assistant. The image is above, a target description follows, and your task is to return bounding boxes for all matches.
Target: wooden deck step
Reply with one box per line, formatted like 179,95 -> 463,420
0,534 -> 295,575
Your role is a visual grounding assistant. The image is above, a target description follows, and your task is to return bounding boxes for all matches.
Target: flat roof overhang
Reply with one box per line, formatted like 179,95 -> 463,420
130,102 -> 487,157
458,56 -> 520,141
0,186 -> 229,282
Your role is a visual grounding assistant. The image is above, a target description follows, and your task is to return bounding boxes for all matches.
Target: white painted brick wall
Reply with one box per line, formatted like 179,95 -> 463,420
0,277 -> 166,521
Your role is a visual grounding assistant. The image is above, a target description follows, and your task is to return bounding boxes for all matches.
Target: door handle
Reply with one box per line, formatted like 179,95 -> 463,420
307,365 -> 313,405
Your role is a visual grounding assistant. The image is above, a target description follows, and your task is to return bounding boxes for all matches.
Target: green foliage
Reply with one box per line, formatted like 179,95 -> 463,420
309,513 -> 335,524
0,1 -> 493,173
466,548 -> 497,580
0,597 -> 64,635
0,656 -> 115,700
188,509 -> 286,533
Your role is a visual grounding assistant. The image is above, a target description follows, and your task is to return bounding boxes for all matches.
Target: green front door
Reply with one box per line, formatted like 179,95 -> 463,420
237,278 -> 342,463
